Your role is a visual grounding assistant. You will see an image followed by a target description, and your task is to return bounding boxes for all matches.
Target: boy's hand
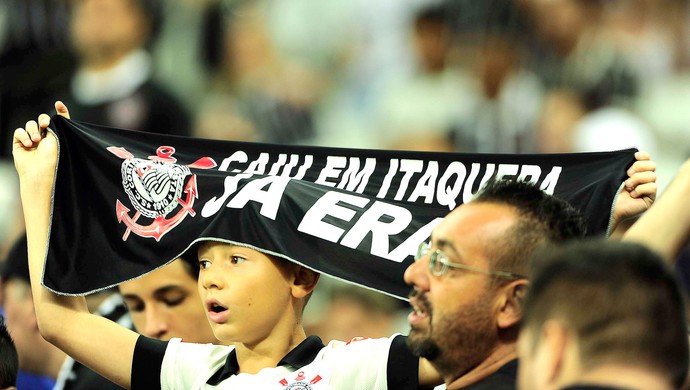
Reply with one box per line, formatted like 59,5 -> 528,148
13,101 -> 70,184
612,151 -> 657,230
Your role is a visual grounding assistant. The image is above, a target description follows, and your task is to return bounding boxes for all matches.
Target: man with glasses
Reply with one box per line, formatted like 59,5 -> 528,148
404,179 -> 588,389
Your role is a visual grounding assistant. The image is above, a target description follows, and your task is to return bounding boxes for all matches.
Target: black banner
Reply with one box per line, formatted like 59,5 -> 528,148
45,116 -> 635,298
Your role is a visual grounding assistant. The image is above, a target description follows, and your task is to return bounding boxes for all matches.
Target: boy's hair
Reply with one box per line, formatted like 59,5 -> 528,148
0,318 -> 18,388
192,241 -> 319,312
472,179 -> 586,279
523,240 -> 689,389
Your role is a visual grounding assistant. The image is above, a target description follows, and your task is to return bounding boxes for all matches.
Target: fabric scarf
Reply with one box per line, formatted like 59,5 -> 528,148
44,116 -> 635,299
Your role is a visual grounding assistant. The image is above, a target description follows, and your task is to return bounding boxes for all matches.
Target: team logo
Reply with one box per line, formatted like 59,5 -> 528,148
279,371 -> 322,389
108,145 -> 217,241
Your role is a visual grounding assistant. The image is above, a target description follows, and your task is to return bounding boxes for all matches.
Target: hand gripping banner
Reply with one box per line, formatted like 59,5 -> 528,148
44,116 -> 636,299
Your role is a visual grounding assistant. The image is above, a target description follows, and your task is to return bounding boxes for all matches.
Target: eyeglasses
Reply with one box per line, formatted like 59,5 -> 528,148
415,242 -> 526,279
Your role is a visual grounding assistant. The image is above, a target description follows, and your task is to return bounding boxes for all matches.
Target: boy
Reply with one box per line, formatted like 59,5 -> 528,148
13,102 -> 429,389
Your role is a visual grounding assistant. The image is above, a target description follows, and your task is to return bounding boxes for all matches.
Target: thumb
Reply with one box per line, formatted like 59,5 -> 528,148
55,101 -> 71,119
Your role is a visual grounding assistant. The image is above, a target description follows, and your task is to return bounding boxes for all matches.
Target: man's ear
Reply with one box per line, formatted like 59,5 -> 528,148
291,267 -> 320,299
539,320 -> 571,386
496,280 -> 529,329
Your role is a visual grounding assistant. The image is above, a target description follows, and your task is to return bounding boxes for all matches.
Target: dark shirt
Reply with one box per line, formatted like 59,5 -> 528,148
60,81 -> 191,137
450,359 -> 518,390
562,386 -> 631,390
57,295 -> 131,390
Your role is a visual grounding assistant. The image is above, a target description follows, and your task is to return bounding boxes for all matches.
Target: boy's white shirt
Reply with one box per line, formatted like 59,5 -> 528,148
160,335 -> 403,389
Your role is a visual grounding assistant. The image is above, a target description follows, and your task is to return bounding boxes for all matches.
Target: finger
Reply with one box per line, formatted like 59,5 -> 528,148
14,128 -> 33,148
634,151 -> 651,161
25,120 -> 41,142
55,101 -> 71,119
627,160 -> 656,176
38,113 -> 51,129
630,182 -> 657,200
625,171 -> 657,189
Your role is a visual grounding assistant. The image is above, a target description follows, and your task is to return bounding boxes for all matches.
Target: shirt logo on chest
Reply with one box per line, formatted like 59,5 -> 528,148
279,371 -> 322,389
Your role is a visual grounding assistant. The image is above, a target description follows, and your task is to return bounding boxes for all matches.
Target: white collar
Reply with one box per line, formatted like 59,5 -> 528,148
71,49 -> 152,105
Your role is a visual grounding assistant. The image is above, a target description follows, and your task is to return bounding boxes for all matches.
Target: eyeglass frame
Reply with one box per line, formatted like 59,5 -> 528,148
415,241 -> 526,279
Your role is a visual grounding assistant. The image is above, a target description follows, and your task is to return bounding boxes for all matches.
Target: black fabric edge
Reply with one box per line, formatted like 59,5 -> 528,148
131,336 -> 167,390
387,335 -> 418,390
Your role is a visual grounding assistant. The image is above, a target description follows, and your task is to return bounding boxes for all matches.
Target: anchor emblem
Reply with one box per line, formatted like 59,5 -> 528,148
108,145 -> 216,241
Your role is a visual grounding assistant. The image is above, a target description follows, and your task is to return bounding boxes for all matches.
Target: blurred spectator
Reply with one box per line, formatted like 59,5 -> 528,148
518,240 -> 688,390
192,94 -> 258,142
305,280 -> 407,343
196,1 -> 328,144
0,162 -> 23,269
0,0 -> 73,159
371,2 -> 473,151
1,236 -> 65,389
602,0 -> 688,85
0,318 -> 18,390
537,88 -> 658,156
452,33 -> 544,153
118,258 -> 224,344
54,0 -> 191,136
149,0 -> 215,115
520,0 -> 638,106
1,235 -> 130,390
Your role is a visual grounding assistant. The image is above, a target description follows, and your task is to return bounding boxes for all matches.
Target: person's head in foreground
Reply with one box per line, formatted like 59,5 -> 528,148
195,241 -> 320,345
518,240 -> 689,390
404,179 -> 586,386
0,318 -> 18,390
119,258 -> 221,344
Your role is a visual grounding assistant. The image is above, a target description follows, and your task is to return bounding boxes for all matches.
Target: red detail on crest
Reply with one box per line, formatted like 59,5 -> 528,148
107,146 -> 134,160
116,174 -> 199,241
310,375 -> 322,384
345,337 -> 369,345
279,379 -> 288,386
149,146 -> 177,163
295,372 -> 305,381
187,156 -> 217,170
108,145 -> 217,169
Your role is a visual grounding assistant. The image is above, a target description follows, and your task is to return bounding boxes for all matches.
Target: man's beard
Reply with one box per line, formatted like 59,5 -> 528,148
407,291 -> 442,360
406,288 -> 497,379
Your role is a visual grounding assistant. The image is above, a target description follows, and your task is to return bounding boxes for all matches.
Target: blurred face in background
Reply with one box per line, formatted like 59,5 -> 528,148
1,279 -> 55,374
119,259 -> 220,344
70,0 -> 149,64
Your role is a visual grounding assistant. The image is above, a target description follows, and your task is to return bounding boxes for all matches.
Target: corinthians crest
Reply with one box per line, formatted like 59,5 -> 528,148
108,145 -> 217,241
279,371 -> 322,389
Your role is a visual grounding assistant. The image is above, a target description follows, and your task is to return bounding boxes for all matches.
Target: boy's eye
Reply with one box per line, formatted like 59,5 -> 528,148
198,259 -> 211,269
231,255 -> 246,265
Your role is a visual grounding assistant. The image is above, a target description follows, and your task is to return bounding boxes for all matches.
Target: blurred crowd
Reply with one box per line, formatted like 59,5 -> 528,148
1,0 -> 690,388
2,0 -> 690,252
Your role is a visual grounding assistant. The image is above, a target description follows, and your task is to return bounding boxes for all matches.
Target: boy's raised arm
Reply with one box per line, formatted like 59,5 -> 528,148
624,157 -> 690,263
14,102 -> 138,389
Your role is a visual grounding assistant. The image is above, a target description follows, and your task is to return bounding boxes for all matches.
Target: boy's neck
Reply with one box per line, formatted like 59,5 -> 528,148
234,325 -> 308,375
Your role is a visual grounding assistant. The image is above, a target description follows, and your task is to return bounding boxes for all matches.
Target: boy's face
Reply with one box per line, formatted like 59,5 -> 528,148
197,243 -> 297,344
119,259 -> 218,344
